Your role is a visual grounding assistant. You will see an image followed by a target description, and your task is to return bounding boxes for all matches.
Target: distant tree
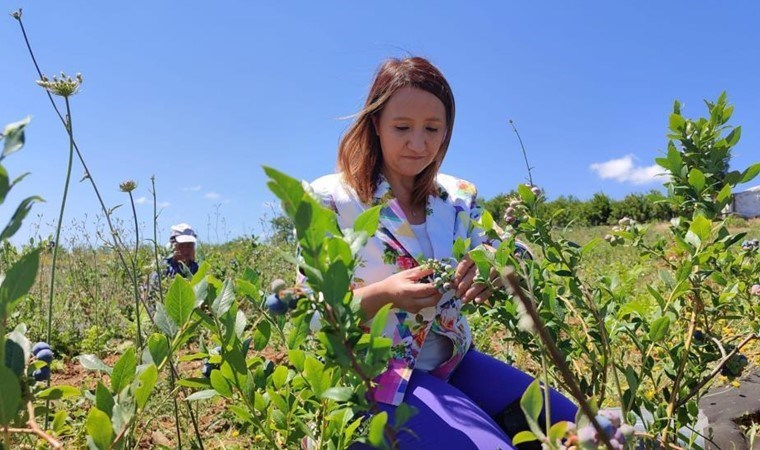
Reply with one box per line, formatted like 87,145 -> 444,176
269,215 -> 295,245
586,192 -> 612,225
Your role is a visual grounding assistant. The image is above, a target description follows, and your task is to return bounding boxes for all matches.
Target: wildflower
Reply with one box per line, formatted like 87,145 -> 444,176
751,284 -> 760,296
119,180 -> 137,193
36,72 -> 83,97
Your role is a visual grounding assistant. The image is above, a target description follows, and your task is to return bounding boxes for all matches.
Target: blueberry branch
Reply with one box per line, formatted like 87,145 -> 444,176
503,268 -> 616,450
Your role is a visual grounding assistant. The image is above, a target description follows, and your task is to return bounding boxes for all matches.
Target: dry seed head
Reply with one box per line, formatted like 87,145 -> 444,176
36,72 -> 84,97
11,9 -> 22,19
119,180 -> 137,192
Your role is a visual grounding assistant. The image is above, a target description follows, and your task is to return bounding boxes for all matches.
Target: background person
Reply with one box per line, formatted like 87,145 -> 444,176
309,56 -> 577,449
165,222 -> 199,278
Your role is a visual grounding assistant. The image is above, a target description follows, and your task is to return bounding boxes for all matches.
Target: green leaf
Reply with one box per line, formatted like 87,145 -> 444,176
668,113 -> 685,132
95,382 -> 115,417
272,365 -> 289,389
210,370 -> 233,398
725,126 -> 741,147
77,354 -> 113,374
548,421 -> 569,442
264,166 -> 307,218
689,214 -> 712,243
367,411 -> 388,447
0,366 -> 22,425
517,184 -> 536,206
354,205 -> 381,236
147,333 -> 170,368
478,210 -> 495,232
649,316 -> 670,342
286,313 -> 310,349
51,410 -> 68,434
304,356 -> 329,397
0,196 -> 43,242
134,364 -> 158,409
519,379 -> 543,422
211,278 -> 235,318
2,116 -> 31,159
176,377 -> 211,389
110,348 -> 136,394
0,249 -> 40,316
165,276 -> 196,328
4,338 -> 25,377
86,408 -> 113,450
253,320 -> 271,351
154,303 -> 179,337
186,389 -> 218,401
321,387 -> 352,402
716,184 -> 732,204
740,163 -> 760,184
36,385 -> 81,400
687,169 -> 706,192
512,430 -> 538,445
370,304 -> 392,339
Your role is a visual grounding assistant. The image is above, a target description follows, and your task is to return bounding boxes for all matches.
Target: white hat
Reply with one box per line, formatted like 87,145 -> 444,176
169,223 -> 197,244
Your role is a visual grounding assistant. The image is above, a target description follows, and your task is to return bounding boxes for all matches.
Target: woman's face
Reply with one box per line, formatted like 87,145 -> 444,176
375,87 -> 447,184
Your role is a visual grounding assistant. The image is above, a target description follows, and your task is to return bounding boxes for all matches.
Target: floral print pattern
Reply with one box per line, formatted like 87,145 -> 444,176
309,172 -> 498,406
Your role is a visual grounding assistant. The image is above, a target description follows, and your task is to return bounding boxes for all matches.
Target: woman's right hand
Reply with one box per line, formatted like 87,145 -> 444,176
383,266 -> 442,313
354,266 -> 442,317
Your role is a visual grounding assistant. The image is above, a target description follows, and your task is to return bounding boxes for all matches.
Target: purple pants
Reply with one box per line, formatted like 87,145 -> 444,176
353,350 -> 578,449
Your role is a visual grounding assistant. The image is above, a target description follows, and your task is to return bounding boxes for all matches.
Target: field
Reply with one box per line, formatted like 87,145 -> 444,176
1,213 -> 758,448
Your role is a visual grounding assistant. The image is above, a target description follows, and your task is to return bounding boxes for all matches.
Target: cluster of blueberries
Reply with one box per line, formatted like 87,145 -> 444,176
420,258 -> 456,294
32,341 -> 54,381
264,279 -> 300,315
740,238 -> 759,251
568,410 -> 634,450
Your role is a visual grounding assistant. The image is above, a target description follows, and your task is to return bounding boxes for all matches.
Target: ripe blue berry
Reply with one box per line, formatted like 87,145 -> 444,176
33,366 -> 50,382
36,348 -> 54,364
595,414 -> 614,438
32,342 -> 51,355
265,294 -> 288,315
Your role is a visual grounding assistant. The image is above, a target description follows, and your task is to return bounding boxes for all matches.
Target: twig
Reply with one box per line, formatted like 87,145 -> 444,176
4,401 -> 65,448
503,268 -> 616,450
675,333 -> 758,409
509,119 -> 534,187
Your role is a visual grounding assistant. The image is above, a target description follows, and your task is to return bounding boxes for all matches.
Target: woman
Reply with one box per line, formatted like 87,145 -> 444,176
310,56 -> 576,449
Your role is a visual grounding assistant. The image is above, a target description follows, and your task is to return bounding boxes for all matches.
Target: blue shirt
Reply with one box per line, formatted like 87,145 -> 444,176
164,257 -> 199,278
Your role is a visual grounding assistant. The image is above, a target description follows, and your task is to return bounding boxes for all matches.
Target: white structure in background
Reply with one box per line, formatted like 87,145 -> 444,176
728,185 -> 760,218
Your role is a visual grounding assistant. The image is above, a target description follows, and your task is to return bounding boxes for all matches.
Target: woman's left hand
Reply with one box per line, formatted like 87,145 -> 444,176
453,253 -> 502,304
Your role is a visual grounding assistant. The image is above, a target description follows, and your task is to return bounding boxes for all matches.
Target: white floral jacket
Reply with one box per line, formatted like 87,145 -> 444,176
310,172 -> 497,406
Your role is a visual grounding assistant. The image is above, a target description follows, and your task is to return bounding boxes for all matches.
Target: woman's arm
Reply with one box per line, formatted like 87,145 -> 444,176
353,266 -> 442,319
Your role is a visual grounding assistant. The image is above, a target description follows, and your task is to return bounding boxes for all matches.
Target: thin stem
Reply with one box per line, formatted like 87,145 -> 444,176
127,191 -> 143,349
150,177 -> 165,304
503,269 -> 616,450
149,177 -> 182,448
509,119 -> 534,187
43,97 -> 75,429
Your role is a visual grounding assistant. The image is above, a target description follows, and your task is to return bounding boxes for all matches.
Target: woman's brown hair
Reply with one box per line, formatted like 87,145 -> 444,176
337,56 -> 455,207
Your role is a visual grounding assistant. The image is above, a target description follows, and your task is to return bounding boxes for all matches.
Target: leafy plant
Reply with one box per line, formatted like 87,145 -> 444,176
472,93 -> 759,449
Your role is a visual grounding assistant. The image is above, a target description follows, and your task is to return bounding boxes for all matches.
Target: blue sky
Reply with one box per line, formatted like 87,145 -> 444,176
3,2 -> 759,246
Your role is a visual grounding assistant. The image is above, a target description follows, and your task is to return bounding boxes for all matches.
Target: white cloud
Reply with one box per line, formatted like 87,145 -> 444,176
183,185 -> 202,192
135,196 -> 147,204
590,155 -> 667,185
204,192 -> 221,200
157,201 -> 171,208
